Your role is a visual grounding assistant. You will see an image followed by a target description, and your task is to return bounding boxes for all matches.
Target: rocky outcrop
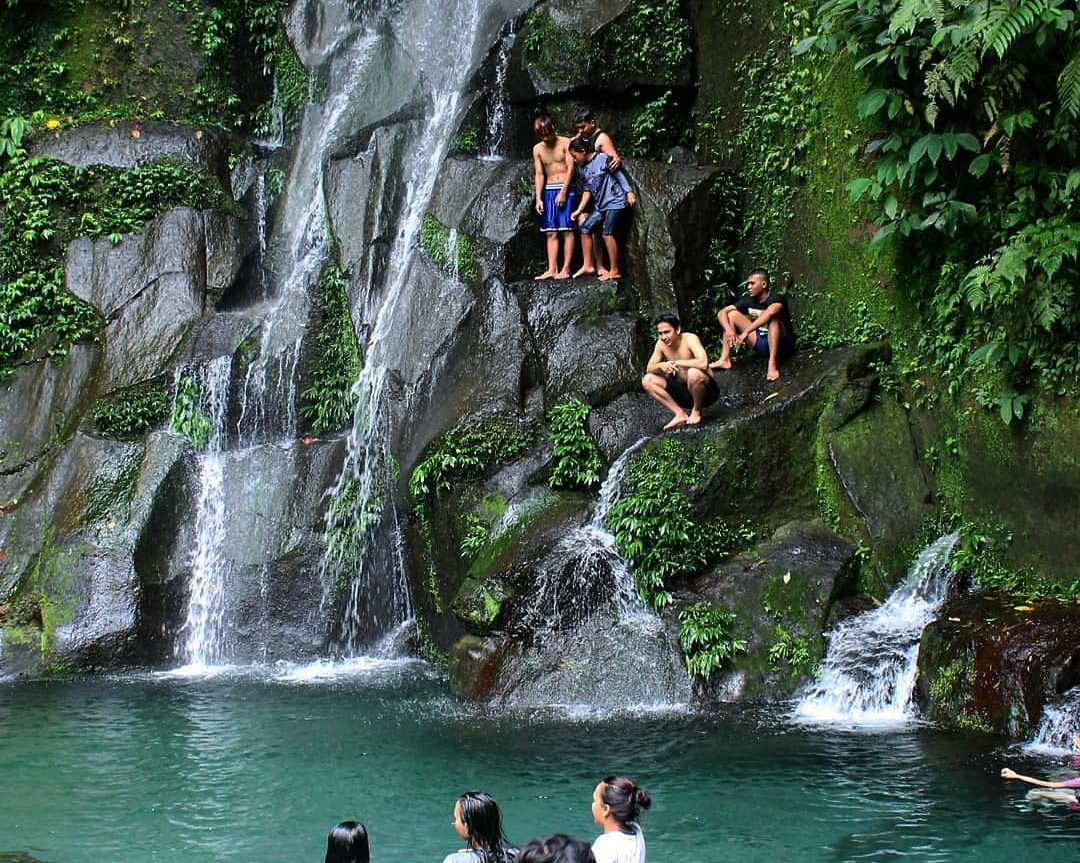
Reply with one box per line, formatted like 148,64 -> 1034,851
31,122 -> 231,184
916,591 -> 1080,737
678,520 -> 858,700
66,207 -> 252,392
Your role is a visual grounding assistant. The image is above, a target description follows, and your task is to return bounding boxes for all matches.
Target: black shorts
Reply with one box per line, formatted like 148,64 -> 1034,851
751,328 -> 797,361
665,372 -> 720,411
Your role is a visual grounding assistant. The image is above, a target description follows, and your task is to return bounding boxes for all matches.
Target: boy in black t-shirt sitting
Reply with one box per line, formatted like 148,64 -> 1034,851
709,268 -> 797,381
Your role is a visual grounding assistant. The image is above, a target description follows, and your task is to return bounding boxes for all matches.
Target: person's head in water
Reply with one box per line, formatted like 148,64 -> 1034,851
654,313 -> 682,347
533,115 -> 557,145
453,791 -> 511,860
325,821 -> 370,863
518,834 -> 597,863
568,135 -> 593,164
591,776 -> 651,830
574,109 -> 598,138
746,268 -> 771,298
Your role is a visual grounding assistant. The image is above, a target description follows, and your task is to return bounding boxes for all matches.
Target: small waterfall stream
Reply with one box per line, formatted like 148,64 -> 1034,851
1026,687 -> 1080,753
794,532 -> 960,724
481,19 -> 515,159
176,357 -> 234,668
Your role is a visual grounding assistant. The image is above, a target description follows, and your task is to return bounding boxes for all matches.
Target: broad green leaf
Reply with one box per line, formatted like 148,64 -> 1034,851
969,153 -> 992,177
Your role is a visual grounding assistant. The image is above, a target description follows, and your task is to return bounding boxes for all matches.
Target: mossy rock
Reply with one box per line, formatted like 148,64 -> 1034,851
450,574 -> 514,635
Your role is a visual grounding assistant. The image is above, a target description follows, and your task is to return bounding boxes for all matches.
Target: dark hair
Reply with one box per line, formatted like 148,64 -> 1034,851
599,776 -> 651,826
518,834 -> 596,863
325,821 -> 369,863
533,115 -> 556,140
568,136 -> 592,153
458,791 -> 513,863
747,267 -> 770,286
573,109 -> 596,126
653,313 -> 681,330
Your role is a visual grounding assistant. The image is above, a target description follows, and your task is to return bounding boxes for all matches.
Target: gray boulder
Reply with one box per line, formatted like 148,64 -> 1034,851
31,121 -> 231,185
65,207 -> 251,391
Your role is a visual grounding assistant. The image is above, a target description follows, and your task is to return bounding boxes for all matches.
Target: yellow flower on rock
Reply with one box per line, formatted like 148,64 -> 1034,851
45,118 -> 61,130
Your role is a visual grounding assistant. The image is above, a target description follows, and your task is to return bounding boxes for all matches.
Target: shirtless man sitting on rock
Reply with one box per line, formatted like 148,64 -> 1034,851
642,313 -> 720,430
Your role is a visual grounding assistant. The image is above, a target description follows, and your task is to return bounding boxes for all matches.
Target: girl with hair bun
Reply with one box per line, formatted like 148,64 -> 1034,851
589,776 -> 650,863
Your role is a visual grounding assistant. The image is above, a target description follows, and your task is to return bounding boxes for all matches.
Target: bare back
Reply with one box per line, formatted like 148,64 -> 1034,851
533,135 -> 571,185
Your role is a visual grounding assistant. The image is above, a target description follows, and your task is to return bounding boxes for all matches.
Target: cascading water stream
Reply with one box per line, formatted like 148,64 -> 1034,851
176,357 -> 234,668
481,19 -> 515,159
1025,687 -> 1080,753
324,0 -> 530,654
794,532 -> 960,724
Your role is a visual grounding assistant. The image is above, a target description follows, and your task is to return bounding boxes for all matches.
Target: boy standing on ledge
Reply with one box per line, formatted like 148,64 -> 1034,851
532,115 -> 577,280
568,136 -> 636,281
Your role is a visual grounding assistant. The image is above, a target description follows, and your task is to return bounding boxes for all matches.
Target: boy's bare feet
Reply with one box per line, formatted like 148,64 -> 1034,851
663,414 -> 688,430
534,270 -> 556,280
598,271 -> 620,281
709,358 -> 732,370
554,270 -> 571,280
686,410 -> 703,426
572,266 -> 596,279
767,364 -> 782,381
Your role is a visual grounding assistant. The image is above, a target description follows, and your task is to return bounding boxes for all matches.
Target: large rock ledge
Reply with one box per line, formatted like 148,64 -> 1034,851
916,591 -> 1080,737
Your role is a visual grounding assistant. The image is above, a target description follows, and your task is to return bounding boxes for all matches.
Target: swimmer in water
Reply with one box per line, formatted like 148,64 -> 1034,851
1001,734 -> 1080,808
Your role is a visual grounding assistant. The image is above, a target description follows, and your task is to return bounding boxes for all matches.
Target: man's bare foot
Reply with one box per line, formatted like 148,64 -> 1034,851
572,266 -> 596,279
598,271 -> 621,281
534,270 -> 556,281
554,270 -> 571,280
598,267 -> 610,277
709,358 -> 732,370
663,414 -> 689,430
686,410 -> 702,426
767,366 -> 781,381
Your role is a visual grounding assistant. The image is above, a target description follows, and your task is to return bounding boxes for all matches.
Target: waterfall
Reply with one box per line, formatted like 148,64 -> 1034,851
324,0 -> 525,655
794,532 -> 960,724
481,19 -> 515,159
176,357 -> 234,668
524,438 -> 650,632
1026,687 -> 1080,754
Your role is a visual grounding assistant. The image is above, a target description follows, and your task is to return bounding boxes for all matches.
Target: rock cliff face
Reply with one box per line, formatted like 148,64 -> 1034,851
1,0 -> 1076,737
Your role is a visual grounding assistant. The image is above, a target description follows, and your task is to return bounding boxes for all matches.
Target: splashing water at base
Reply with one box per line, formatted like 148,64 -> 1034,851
1025,687 -> 1080,754
794,532 -> 960,725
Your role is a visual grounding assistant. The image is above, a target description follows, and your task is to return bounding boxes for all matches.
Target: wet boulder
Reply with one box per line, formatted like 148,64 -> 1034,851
65,207 -> 251,391
678,520 -> 858,701
916,591 -> 1080,738
516,277 -> 643,407
31,121 -> 231,186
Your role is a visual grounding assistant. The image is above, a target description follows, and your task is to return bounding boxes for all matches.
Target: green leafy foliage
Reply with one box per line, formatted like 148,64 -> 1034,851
597,0 -> 692,82
458,511 -> 489,561
324,477 -> 383,588
301,264 -> 362,434
768,623 -> 814,680
0,154 -> 227,366
449,125 -> 480,155
952,519 -> 1080,601
605,438 -> 755,607
802,0 -> 1080,418
409,417 -> 530,502
169,375 -> 212,449
420,215 -> 480,284
547,399 -> 603,490
677,602 -> 747,681
92,383 -> 170,438
0,116 -> 27,159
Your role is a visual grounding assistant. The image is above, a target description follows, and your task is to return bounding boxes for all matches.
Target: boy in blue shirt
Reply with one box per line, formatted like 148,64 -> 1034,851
568,136 -> 636,281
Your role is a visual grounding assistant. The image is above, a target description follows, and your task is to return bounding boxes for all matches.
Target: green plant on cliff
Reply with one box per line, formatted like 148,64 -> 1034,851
768,623 -> 813,680
547,399 -> 603,491
677,602 -> 747,681
0,154 -> 228,368
301,264 -> 363,434
799,0 -> 1080,419
521,9 -> 590,84
597,0 -> 692,82
420,214 -> 480,284
93,383 -> 170,438
952,519 -> 1080,601
409,417 -> 530,501
168,375 -> 212,448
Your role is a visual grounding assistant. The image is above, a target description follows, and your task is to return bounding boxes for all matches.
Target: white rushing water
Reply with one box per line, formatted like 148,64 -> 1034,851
794,532 -> 960,725
481,18 -> 515,159
326,0 -> 529,653
1026,687 -> 1080,754
176,357 -> 234,668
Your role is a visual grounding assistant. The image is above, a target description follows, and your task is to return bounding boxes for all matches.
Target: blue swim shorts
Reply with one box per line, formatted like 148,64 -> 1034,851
751,327 -> 797,359
541,183 -> 578,232
579,206 -> 627,236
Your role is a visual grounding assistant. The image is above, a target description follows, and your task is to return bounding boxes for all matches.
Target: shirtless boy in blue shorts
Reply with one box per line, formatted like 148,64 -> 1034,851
532,115 -> 577,280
